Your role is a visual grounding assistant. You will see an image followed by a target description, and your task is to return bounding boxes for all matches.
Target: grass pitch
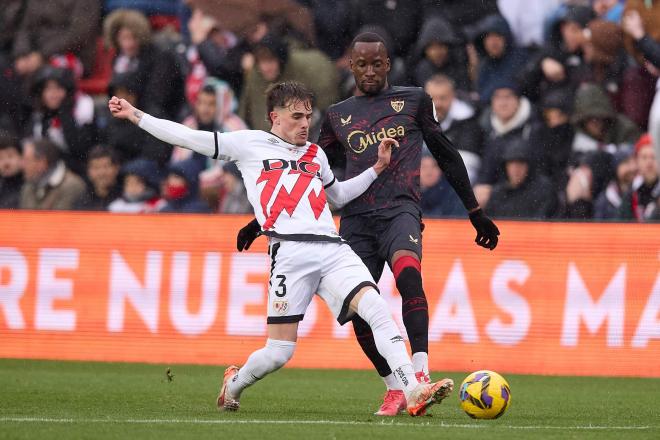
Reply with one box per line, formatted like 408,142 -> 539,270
1,359 -> 658,440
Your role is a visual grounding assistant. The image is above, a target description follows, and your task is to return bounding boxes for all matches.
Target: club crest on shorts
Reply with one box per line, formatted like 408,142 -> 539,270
390,99 -> 405,113
273,300 -> 289,315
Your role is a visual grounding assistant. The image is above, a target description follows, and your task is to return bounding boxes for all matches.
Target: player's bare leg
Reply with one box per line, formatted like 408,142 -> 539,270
217,323 -> 298,411
348,287 -> 452,417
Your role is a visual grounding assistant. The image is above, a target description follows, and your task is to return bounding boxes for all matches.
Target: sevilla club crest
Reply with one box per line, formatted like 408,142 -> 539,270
390,99 -> 404,112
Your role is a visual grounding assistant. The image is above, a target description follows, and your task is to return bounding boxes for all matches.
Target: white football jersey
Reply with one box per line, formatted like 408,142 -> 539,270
139,114 -> 378,242
214,130 -> 340,239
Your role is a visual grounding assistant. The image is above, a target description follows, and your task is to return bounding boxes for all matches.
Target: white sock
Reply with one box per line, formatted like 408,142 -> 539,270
228,338 -> 295,398
357,289 -> 419,397
412,352 -> 429,376
382,373 -> 401,391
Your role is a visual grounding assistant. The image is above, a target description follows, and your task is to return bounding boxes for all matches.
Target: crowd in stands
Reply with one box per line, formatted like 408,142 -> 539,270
0,0 -> 659,221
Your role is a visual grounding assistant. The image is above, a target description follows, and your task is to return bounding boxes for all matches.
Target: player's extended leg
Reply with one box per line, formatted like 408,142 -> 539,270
338,216 -> 399,406
348,287 -> 452,416
351,316 -> 406,415
217,323 -> 297,411
391,250 -> 430,382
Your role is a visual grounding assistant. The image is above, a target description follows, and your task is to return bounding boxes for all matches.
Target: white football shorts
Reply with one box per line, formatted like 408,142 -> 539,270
266,239 -> 378,325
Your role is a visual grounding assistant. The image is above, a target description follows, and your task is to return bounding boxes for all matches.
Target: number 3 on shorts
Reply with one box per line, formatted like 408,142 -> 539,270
274,274 -> 287,297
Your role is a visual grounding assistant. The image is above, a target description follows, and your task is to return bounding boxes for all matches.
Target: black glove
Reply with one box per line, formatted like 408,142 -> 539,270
236,218 -> 262,252
469,208 -> 500,250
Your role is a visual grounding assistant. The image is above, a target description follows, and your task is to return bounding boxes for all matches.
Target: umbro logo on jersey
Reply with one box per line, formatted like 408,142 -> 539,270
267,137 -> 280,144
340,115 -> 352,126
391,99 -> 405,112
409,235 -> 419,244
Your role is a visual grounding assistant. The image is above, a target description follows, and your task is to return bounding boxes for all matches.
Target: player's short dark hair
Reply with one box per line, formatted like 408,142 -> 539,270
350,32 -> 388,52
24,138 -> 60,167
87,144 -> 120,165
0,131 -> 20,153
265,81 -> 314,123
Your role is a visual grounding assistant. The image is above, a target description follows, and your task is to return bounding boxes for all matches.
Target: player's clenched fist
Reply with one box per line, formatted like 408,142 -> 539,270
108,96 -> 143,124
373,137 -> 398,175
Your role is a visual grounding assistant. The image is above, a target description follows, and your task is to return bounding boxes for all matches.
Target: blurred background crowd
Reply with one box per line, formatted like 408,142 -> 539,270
0,0 -> 659,221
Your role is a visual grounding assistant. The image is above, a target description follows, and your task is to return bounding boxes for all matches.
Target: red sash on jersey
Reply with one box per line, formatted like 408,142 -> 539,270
257,144 -> 326,230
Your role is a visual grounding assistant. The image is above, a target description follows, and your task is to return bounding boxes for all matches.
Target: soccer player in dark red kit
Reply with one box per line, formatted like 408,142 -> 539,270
237,32 -> 500,416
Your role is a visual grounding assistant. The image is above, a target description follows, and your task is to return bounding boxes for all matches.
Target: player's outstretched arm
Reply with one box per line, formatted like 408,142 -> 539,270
108,96 -> 217,157
417,93 -> 501,250
325,137 -> 397,208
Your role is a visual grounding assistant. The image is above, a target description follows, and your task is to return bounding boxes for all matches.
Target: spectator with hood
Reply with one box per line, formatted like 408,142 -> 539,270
239,33 -> 337,132
529,87 -> 575,194
159,158 -> 210,213
19,137 -> 86,210
569,83 -> 641,207
172,79 -> 247,165
619,134 -> 660,221
474,79 -> 540,206
171,78 -> 247,210
0,131 -> 23,209
593,147 -> 638,220
108,158 -> 164,213
74,145 -> 122,210
519,5 -> 596,103
103,8 -> 185,120
26,66 -> 96,176
485,138 -> 557,219
103,71 -> 171,166
472,14 -> 529,104
408,16 -> 470,92
571,83 -> 641,157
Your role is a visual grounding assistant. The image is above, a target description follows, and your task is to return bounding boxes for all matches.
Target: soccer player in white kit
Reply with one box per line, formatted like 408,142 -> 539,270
108,81 -> 453,416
